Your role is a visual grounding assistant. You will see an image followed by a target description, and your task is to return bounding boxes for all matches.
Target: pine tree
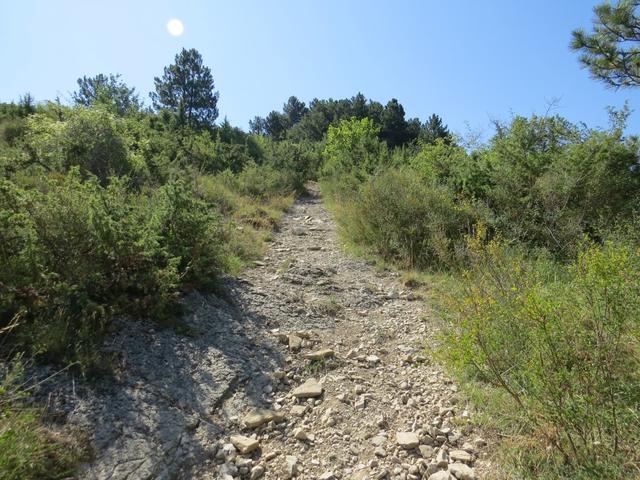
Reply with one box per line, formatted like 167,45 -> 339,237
420,114 -> 451,144
572,0 -> 640,88
150,48 -> 219,129
73,74 -> 140,116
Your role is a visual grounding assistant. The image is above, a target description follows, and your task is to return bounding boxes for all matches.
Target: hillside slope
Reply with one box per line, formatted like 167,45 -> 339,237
42,186 -> 490,480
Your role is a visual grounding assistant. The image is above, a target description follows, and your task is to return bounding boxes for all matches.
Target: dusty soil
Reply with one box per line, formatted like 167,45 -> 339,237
43,186 -> 492,479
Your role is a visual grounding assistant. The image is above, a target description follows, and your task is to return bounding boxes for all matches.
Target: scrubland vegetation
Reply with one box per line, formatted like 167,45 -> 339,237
320,112 -> 640,477
314,4 -> 640,475
2,0 -> 640,478
0,50 -> 317,478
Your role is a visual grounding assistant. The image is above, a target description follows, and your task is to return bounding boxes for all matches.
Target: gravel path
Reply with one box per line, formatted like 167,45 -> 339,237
44,186 -> 492,479
203,186 -> 492,480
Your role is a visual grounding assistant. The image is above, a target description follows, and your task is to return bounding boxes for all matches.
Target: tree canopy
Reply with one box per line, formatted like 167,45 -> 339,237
73,73 -> 141,115
251,92 -> 449,147
150,48 -> 219,129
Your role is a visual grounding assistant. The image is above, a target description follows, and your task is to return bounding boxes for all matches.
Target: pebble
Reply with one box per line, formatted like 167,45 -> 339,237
222,443 -> 237,460
293,428 -> 314,442
230,435 -> 259,454
292,378 -> 323,398
285,455 -> 299,479
450,449 -> 473,464
291,405 -> 307,416
428,471 -> 453,480
244,409 -> 282,428
264,451 -> 279,461
436,448 -> 449,468
304,348 -> 335,360
419,445 -> 434,459
396,432 -> 420,449
366,354 -> 381,365
250,465 -> 265,479
288,334 -> 303,351
449,462 -> 476,480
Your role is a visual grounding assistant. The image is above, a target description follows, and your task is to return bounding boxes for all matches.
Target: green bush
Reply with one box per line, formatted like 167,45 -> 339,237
21,108 -> 150,186
0,171 -> 222,370
331,168 -> 482,269
260,138 -> 323,187
482,115 -> 640,255
236,163 -> 299,199
437,236 -> 640,477
410,139 -> 492,198
322,117 -> 387,180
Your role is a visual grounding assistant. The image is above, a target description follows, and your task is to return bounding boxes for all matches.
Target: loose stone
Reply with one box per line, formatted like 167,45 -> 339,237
230,435 -> 259,455
292,378 -> 323,398
304,348 -> 334,360
450,449 -> 473,464
449,462 -> 476,480
396,431 -> 420,449
250,465 -> 266,479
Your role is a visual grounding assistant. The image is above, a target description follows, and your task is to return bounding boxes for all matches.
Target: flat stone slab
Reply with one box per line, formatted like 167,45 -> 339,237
243,409 -> 284,428
449,462 -> 476,480
292,378 -> 323,398
304,349 -> 334,360
396,431 -> 419,449
291,405 -> 307,416
230,434 -> 260,454
450,449 -> 474,463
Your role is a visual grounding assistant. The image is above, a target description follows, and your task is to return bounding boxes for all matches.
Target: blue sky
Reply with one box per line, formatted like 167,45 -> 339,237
2,0 -> 640,137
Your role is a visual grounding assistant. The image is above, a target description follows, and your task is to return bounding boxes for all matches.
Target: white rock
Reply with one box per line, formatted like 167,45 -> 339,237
366,354 -> 381,364
285,455 -> 299,478
419,445 -> 434,459
354,396 -> 366,409
428,471 -> 453,480
374,446 -> 387,457
292,378 -> 323,398
291,405 -> 307,417
222,443 -> 237,460
244,409 -> 282,428
293,428 -> 314,442
449,462 -> 476,480
396,431 -> 419,449
304,349 -> 334,360
250,465 -> 265,479
473,437 -> 487,448
461,442 -> 475,453
450,449 -> 473,464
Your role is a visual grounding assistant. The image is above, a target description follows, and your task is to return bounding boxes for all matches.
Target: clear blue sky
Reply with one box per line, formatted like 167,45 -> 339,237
2,0 -> 640,137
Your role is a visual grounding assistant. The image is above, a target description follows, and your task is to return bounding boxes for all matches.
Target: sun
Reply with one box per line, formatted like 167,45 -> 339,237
166,19 -> 184,37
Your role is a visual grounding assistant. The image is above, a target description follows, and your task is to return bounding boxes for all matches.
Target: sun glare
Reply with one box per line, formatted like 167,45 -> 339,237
166,19 -> 184,37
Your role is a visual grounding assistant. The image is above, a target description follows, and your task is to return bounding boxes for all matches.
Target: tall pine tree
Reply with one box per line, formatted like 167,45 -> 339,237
150,48 -> 219,129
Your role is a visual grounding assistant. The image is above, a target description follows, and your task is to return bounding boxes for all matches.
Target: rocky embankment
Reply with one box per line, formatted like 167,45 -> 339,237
43,187 -> 493,479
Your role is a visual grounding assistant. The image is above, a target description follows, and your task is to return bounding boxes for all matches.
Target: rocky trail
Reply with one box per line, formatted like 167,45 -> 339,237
43,186 -> 492,480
